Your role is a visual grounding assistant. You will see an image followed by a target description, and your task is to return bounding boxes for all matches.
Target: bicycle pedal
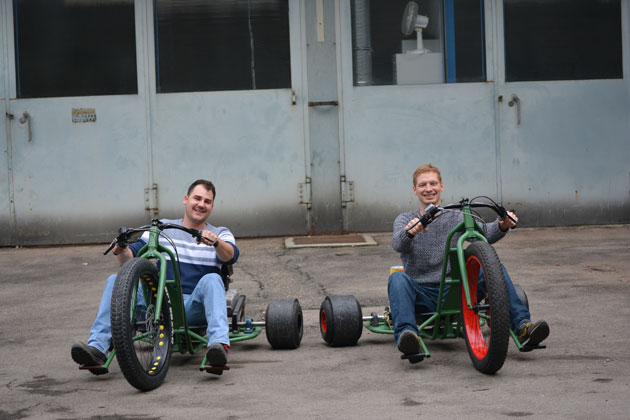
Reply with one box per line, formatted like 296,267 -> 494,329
521,343 -> 546,352
79,365 -> 109,375
203,365 -> 230,375
401,353 -> 425,364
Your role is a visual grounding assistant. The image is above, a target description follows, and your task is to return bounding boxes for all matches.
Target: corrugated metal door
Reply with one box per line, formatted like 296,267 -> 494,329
495,0 -> 630,225
2,1 -> 152,245
339,1 -> 499,232
148,0 -> 310,236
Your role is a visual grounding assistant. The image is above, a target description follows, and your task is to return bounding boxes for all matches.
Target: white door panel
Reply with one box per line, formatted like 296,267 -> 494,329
495,0 -> 630,225
150,0 -> 308,236
5,1 -> 151,245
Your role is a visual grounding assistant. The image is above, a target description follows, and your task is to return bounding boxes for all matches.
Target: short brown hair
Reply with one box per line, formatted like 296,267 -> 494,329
187,179 -> 216,199
412,164 -> 442,186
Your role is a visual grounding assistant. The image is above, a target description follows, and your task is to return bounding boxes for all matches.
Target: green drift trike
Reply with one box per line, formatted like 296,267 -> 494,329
319,197 -> 544,374
78,219 -> 303,391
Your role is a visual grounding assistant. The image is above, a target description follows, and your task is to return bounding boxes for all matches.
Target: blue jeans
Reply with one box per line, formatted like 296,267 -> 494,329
387,266 -> 530,344
88,273 -> 229,355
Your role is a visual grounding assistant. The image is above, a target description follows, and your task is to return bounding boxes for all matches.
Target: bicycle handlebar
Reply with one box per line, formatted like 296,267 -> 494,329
405,198 -> 517,235
443,201 -> 518,226
104,220 -> 208,255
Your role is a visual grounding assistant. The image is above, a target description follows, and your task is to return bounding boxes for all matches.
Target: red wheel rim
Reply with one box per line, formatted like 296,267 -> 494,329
320,310 -> 327,334
463,255 -> 489,359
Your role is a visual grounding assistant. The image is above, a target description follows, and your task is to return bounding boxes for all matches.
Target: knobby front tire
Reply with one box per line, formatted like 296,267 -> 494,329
111,258 -> 173,391
462,242 -> 510,374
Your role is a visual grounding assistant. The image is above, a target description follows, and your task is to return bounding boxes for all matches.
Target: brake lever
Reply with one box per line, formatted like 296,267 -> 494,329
103,240 -> 117,255
406,204 -> 440,234
103,227 -> 131,255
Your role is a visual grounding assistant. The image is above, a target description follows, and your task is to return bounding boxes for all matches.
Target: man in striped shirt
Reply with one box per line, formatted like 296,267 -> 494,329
72,179 -> 239,372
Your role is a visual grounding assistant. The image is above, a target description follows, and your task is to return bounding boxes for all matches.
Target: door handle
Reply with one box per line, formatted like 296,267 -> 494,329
19,112 -> 32,141
308,101 -> 338,107
507,94 -> 521,126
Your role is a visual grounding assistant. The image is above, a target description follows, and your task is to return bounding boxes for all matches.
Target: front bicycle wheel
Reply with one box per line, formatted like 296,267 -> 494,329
462,242 -> 510,374
111,258 -> 173,391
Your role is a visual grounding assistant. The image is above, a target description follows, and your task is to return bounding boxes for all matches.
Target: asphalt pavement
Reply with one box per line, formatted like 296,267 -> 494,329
1,224 -> 629,419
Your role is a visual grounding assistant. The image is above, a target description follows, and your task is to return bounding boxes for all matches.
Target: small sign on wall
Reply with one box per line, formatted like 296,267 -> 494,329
72,108 -> 96,123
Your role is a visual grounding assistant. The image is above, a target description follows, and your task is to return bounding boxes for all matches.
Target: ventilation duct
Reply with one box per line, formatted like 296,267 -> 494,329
351,0 -> 373,86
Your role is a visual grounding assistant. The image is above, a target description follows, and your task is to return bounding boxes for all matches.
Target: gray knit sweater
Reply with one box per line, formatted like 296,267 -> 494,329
392,209 -> 507,285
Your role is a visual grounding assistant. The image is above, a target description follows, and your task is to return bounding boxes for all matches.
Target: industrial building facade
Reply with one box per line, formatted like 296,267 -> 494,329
1,0 -> 629,246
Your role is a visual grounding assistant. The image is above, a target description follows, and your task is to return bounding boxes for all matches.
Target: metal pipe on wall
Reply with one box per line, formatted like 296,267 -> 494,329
351,0 -> 373,85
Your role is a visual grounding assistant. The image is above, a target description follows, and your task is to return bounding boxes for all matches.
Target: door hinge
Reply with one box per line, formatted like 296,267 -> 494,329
298,177 -> 312,209
145,183 -> 159,217
341,175 -> 354,207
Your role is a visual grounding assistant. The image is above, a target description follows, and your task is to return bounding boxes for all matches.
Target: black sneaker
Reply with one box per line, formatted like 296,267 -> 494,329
517,320 -> 550,346
397,330 -> 421,355
206,342 -> 229,367
71,342 -> 107,367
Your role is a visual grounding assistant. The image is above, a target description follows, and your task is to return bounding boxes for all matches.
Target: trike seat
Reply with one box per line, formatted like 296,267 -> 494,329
221,264 -> 233,291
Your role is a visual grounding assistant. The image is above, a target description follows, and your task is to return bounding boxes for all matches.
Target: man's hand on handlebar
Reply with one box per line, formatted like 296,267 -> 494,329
197,230 -> 220,247
112,243 -> 133,265
197,229 -> 235,262
499,210 -> 518,231
405,204 -> 440,238
405,217 -> 427,237
112,243 -> 128,256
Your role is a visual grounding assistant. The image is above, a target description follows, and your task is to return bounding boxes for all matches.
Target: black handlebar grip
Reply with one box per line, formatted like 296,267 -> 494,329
104,227 -> 130,255
406,204 -> 440,236
497,206 -> 517,229
117,227 -> 131,248
103,241 -> 116,255
419,204 -> 439,227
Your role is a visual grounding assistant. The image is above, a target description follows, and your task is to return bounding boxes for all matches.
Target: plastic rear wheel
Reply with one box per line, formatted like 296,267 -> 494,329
319,295 -> 363,347
265,298 -> 303,349
111,258 -> 172,391
462,242 -> 510,374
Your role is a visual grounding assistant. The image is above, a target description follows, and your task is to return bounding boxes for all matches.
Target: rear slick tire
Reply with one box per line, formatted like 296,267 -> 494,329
111,258 -> 173,391
462,242 -> 510,374
265,298 -> 303,349
319,295 -> 363,347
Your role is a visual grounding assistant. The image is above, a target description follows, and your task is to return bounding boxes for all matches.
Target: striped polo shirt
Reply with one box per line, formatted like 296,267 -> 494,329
129,218 -> 239,294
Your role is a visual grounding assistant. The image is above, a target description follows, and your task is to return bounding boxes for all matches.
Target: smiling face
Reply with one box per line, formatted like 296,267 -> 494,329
182,184 -> 215,229
413,170 -> 444,211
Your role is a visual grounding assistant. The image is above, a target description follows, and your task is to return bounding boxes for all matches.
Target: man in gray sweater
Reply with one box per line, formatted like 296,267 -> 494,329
389,164 -> 549,356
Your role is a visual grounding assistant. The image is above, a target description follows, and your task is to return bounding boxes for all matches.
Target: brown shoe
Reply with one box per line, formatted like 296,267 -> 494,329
206,342 -> 230,367
71,342 -> 107,366
397,330 -> 420,355
517,320 -> 550,346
